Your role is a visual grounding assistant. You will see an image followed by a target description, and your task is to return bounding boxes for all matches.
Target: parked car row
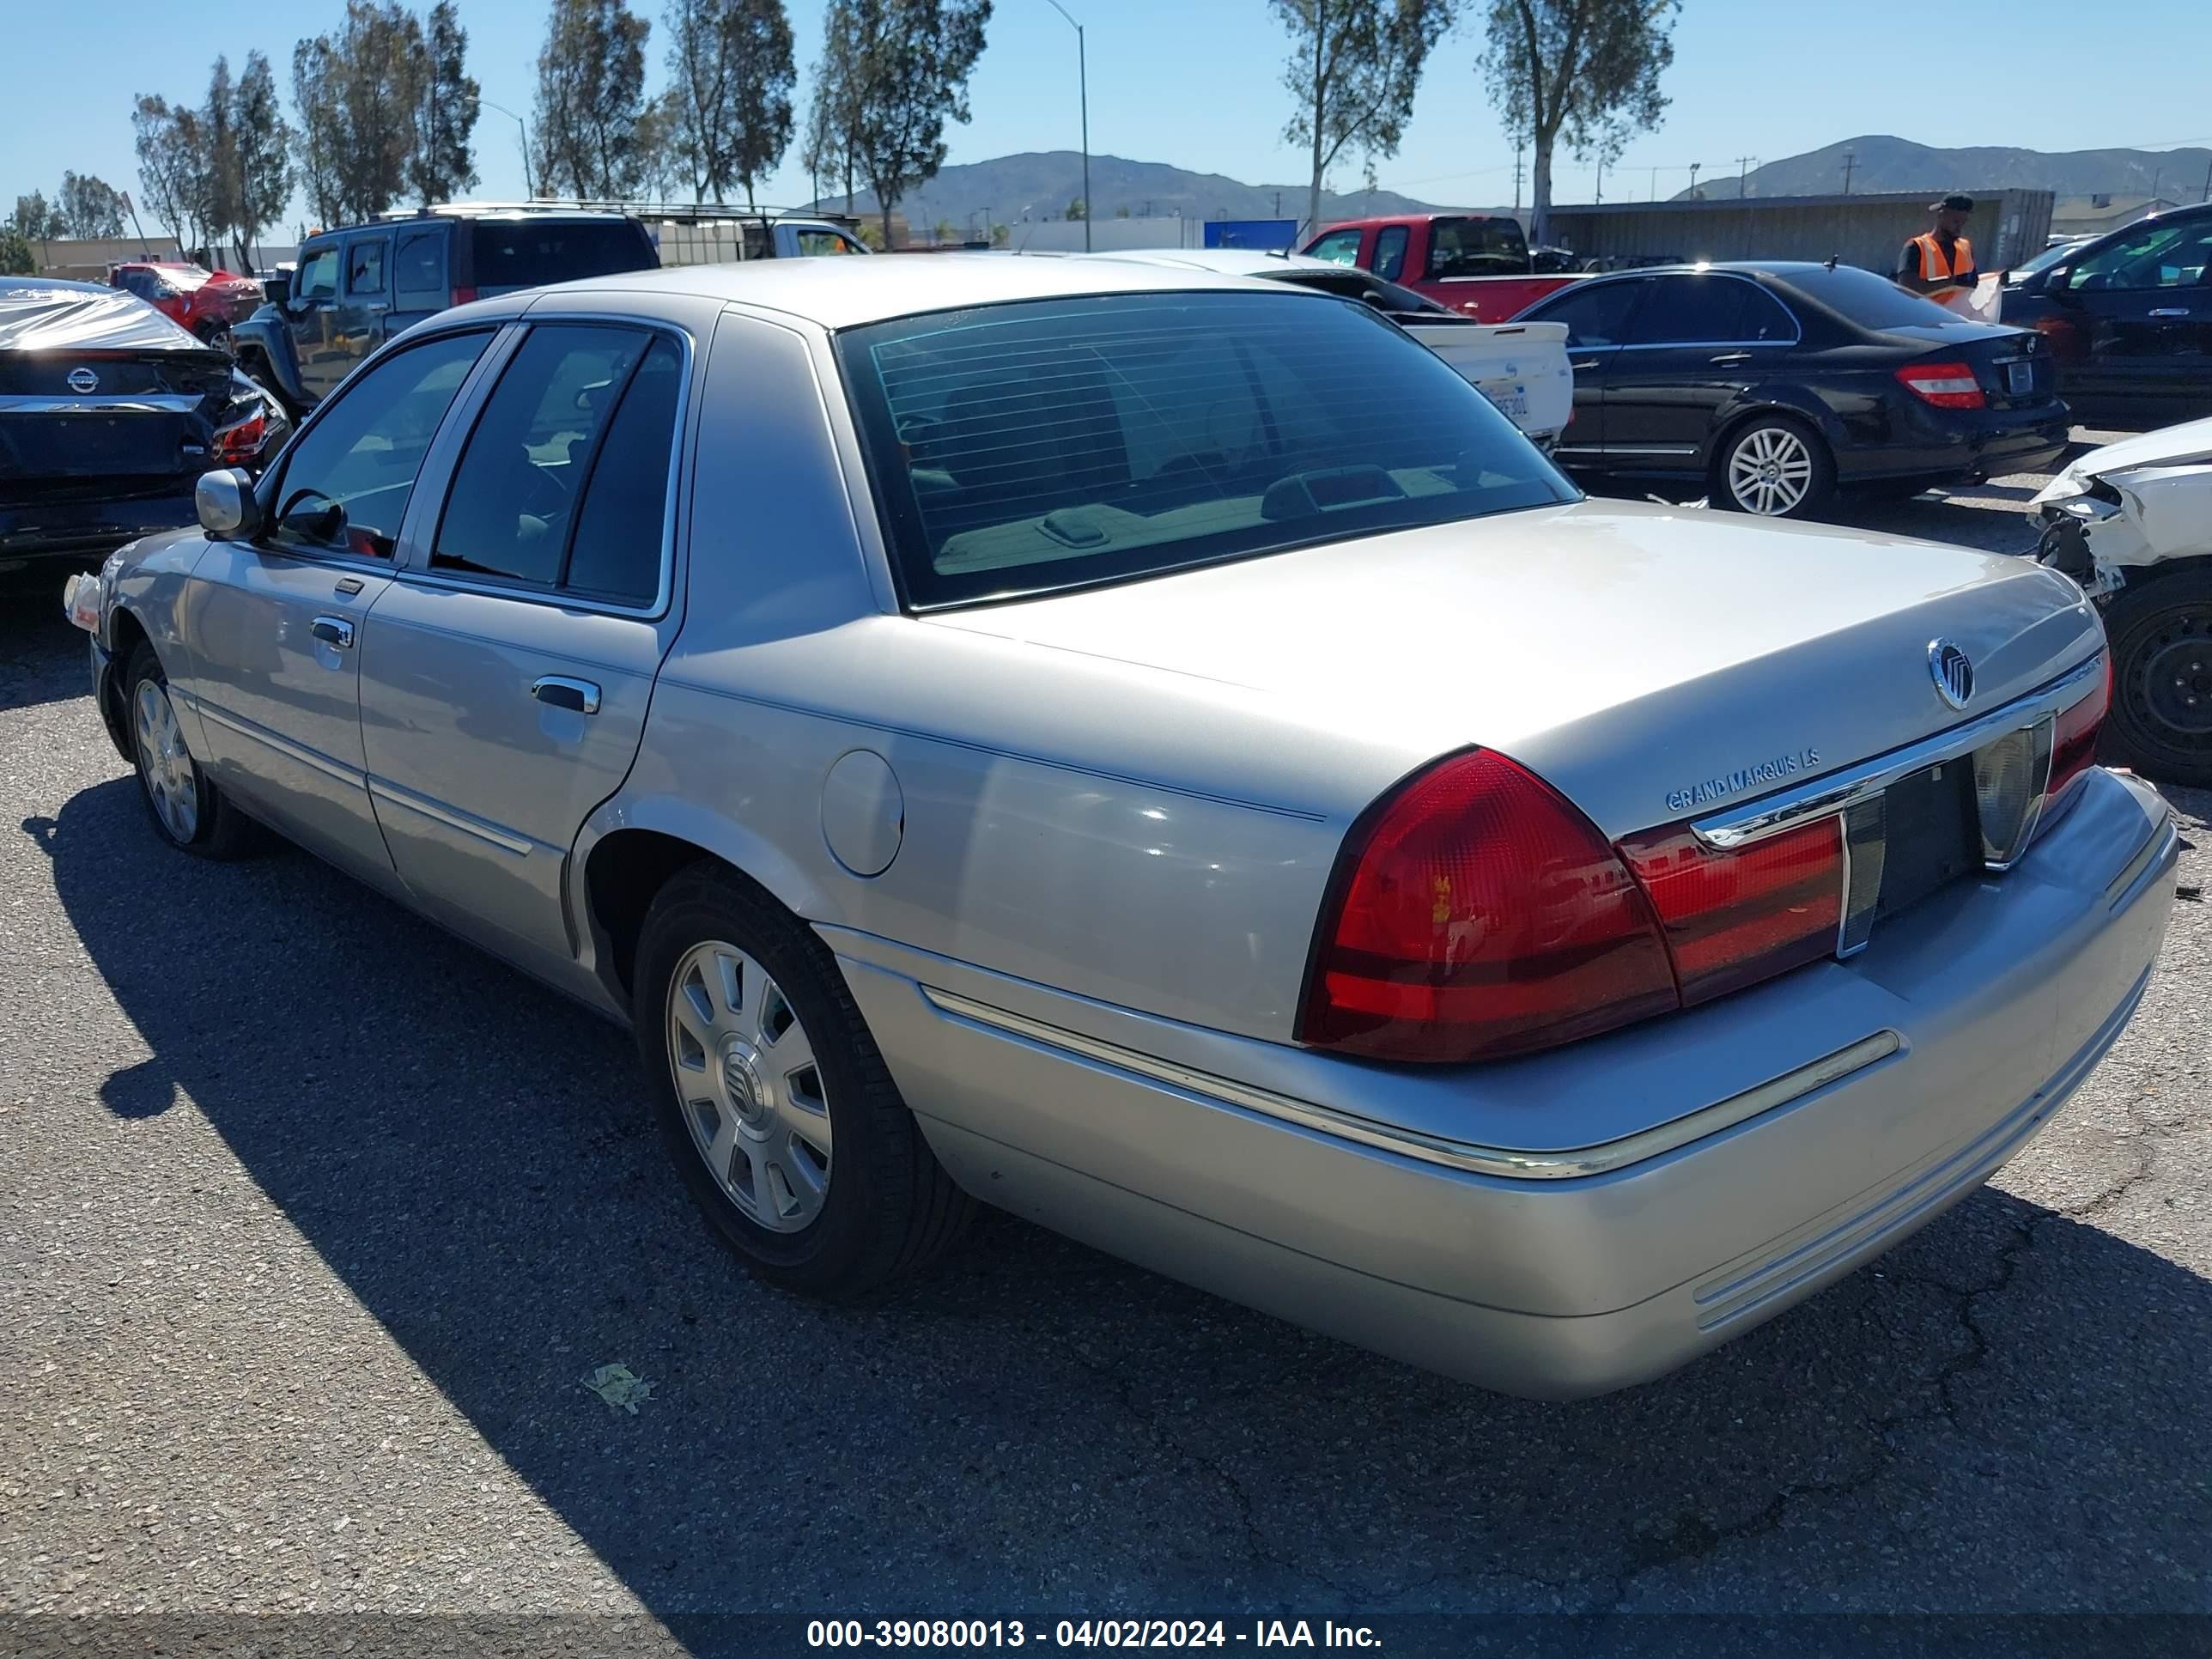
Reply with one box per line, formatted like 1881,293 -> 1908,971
1518,258 -> 2069,517
60,252 -> 2176,1400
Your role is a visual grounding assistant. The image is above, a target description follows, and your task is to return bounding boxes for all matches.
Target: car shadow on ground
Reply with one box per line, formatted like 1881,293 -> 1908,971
24,766 -> 2212,1630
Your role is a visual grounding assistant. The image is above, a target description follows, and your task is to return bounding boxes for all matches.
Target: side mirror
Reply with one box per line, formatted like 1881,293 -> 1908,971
196,469 -> 264,541
264,271 -> 291,307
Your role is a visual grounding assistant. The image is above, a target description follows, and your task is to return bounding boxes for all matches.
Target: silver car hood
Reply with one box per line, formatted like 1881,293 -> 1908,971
924,500 -> 2102,838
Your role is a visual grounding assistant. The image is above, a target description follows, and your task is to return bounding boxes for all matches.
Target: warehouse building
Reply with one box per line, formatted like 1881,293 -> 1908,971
1544,188 -> 2055,275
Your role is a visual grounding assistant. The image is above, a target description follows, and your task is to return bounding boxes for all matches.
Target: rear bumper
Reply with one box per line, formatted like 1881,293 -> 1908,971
833,767 -> 2177,1398
1836,398 -> 2071,485
0,490 -> 199,563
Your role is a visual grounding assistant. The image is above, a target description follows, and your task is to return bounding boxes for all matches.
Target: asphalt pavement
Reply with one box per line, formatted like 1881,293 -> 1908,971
3,475 -> 2208,1650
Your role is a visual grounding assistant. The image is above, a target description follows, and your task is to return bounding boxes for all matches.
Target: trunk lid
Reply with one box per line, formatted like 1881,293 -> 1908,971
922,499 -> 2101,838
1887,323 -> 2056,409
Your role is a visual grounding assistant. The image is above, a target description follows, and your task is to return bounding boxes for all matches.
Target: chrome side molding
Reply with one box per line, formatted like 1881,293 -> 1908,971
922,986 -> 1901,1182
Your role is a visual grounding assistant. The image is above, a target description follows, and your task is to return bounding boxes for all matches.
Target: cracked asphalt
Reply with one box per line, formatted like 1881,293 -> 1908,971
2,476 -> 2209,1648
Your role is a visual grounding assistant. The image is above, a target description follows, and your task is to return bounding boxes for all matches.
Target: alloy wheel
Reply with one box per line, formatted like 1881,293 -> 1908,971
134,679 -> 200,843
665,939 -> 834,1234
1726,426 -> 1814,516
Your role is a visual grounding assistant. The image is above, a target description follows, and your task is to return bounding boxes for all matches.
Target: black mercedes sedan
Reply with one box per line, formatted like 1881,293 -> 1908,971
1517,261 -> 2071,518
1,276 -> 285,576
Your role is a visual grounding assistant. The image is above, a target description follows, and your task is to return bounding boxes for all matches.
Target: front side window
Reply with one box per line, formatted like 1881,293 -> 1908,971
296,246 -> 339,302
838,293 -> 1577,607
1373,225 -> 1410,282
2068,220 -> 2212,290
266,330 -> 490,559
1426,217 -> 1530,280
1526,280 -> 1645,346
431,324 -> 666,589
1304,229 -> 1362,266
797,228 -> 861,257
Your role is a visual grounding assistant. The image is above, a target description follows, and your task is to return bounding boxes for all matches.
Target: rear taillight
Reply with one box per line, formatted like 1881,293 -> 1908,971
451,285 -> 478,306
212,408 -> 267,465
1617,817 -> 1844,1006
1297,750 -> 1679,1062
2044,653 -> 2112,810
1894,362 -> 1986,410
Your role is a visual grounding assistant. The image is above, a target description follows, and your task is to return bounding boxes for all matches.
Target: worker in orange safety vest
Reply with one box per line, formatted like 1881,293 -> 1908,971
1896,194 -> 1979,311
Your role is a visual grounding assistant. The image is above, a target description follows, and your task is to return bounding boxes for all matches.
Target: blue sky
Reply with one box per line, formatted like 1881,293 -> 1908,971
5,0 -> 2209,235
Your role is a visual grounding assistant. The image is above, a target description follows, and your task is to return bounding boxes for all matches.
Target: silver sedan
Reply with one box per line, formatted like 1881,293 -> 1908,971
68,255 -> 2177,1398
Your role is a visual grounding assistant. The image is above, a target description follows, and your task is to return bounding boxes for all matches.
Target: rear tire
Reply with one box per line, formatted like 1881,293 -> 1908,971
1712,415 -> 1833,520
632,864 -> 973,1299
2102,569 -> 2212,788
125,643 -> 262,859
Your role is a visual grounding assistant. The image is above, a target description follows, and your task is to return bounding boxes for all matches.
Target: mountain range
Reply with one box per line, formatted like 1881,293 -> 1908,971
811,151 -> 1442,233
1676,135 -> 2212,202
799,137 -> 2210,240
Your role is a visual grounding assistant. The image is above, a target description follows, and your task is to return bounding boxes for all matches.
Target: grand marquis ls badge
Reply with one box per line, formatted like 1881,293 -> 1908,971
1928,639 -> 1974,710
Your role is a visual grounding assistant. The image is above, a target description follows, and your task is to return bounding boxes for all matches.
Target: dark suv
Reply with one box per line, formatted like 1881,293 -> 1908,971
2000,203 -> 2212,428
230,209 -> 658,411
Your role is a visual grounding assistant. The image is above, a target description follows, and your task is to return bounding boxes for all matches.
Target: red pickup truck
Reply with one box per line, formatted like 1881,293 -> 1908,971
1300,213 -> 1584,322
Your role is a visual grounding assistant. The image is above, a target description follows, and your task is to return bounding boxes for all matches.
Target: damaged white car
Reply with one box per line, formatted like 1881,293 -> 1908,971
2034,416 -> 2212,786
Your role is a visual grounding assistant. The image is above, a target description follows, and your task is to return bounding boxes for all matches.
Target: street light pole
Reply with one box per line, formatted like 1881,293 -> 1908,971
484,100 -> 533,199
1042,0 -> 1091,252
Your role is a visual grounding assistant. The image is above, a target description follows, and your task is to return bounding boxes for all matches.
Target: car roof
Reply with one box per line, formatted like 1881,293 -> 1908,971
487,252 -> 1323,331
0,274 -> 111,296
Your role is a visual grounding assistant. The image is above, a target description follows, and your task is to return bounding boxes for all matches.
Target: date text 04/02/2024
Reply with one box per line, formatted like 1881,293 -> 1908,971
805,1619 -> 1382,1648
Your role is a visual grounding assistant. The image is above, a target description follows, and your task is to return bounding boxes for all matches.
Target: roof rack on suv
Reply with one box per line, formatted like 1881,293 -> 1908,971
369,200 -> 858,225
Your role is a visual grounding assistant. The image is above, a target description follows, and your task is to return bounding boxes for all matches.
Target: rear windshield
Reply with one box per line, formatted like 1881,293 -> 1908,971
1778,264 -> 1961,329
468,221 -> 655,290
836,291 -> 1577,607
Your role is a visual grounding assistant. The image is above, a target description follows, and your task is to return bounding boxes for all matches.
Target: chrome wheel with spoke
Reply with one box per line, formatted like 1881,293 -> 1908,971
123,642 -> 258,859
665,939 -> 834,1233
134,678 -> 201,844
1718,419 -> 1830,520
634,864 -> 974,1297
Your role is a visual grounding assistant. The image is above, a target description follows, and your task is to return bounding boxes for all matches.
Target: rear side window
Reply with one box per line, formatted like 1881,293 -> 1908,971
347,238 -> 387,296
1527,280 -> 1645,346
1632,275 -> 1795,344
563,338 -> 685,602
395,230 -> 447,300
431,323 -> 677,594
837,292 -> 1577,607
466,221 -> 656,290
1373,225 -> 1409,282
1426,217 -> 1529,280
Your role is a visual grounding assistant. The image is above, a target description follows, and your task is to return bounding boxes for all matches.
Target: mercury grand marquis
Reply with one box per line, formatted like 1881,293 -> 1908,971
64,256 -> 2178,1397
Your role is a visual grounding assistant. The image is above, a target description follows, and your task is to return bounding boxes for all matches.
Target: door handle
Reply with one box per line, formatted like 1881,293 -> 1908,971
309,615 -> 355,649
531,675 -> 601,714
2148,307 -> 2191,319
1709,351 -> 1753,365
1571,359 -> 1599,372
334,575 -> 364,595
